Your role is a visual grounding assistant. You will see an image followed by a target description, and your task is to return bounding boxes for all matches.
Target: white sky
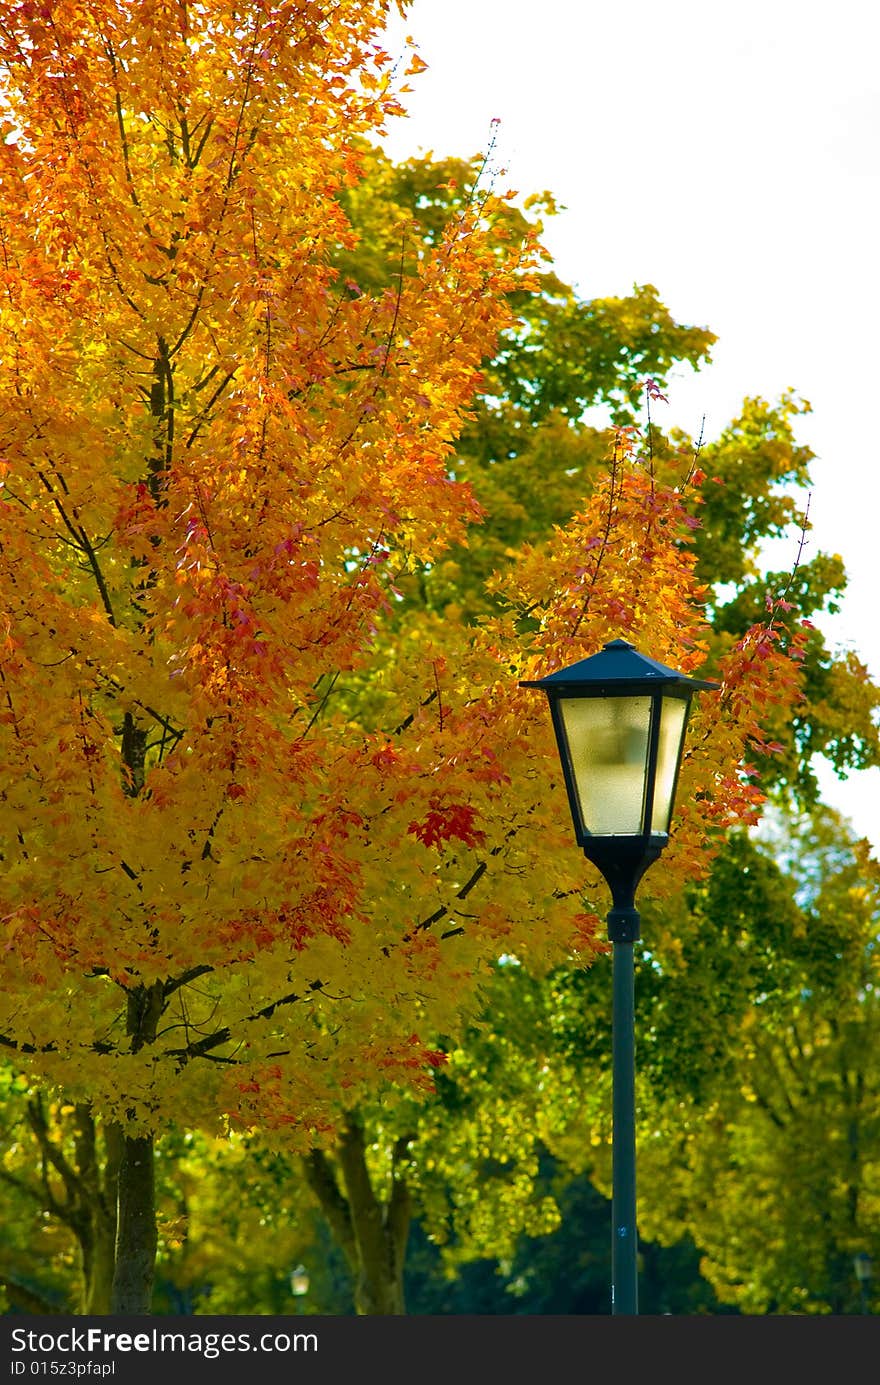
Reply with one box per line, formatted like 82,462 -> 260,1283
380,0 -> 880,852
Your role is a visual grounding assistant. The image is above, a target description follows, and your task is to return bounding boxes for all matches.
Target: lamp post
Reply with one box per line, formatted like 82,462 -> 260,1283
521,638 -> 718,1315
854,1253 -> 872,1314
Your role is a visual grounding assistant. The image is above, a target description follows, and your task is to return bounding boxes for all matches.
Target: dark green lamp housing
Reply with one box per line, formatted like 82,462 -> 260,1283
521,639 -> 719,940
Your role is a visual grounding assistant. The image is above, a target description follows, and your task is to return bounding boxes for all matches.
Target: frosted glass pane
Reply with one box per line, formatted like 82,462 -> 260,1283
559,696 -> 650,835
650,697 -> 688,832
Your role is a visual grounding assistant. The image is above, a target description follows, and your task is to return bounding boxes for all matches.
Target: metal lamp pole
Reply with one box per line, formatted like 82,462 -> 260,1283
610,905 -> 638,1314
521,639 -> 718,1317
854,1253 -> 872,1314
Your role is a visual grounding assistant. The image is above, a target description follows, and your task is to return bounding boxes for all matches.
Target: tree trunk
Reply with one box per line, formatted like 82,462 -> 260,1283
19,1097 -> 120,1313
111,1134 -> 157,1314
110,981 -> 164,1314
83,1225 -> 117,1315
303,1117 -> 413,1315
76,1110 -> 120,1315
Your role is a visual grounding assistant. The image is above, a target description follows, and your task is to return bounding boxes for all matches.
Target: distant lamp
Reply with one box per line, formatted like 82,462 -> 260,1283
521,638 -> 718,1317
290,1264 -> 310,1298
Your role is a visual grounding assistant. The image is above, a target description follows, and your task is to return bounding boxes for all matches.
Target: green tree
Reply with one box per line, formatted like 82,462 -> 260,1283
636,808 -> 880,1314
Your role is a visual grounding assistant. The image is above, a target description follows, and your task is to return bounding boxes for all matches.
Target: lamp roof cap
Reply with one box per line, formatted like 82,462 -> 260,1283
520,638 -> 720,693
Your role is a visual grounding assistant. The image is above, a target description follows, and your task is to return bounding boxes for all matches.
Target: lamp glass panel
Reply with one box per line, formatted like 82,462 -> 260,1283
559,695 -> 650,835
650,696 -> 689,833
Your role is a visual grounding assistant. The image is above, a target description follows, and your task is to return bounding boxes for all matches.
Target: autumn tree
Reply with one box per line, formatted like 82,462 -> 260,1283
0,0 -> 563,1312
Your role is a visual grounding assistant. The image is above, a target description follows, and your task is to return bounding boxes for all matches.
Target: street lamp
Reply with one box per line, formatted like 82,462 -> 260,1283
854,1253 -> 872,1314
521,637 -> 718,1315
290,1264 -> 310,1311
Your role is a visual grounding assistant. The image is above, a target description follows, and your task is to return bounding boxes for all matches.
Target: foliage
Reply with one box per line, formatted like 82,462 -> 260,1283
0,0 -> 803,1158
395,807 -> 880,1317
404,1161 -> 726,1316
340,149 -> 880,799
0,0 -> 553,1142
285,144 -> 880,1307
634,808 -> 880,1314
0,1073 -> 79,1312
